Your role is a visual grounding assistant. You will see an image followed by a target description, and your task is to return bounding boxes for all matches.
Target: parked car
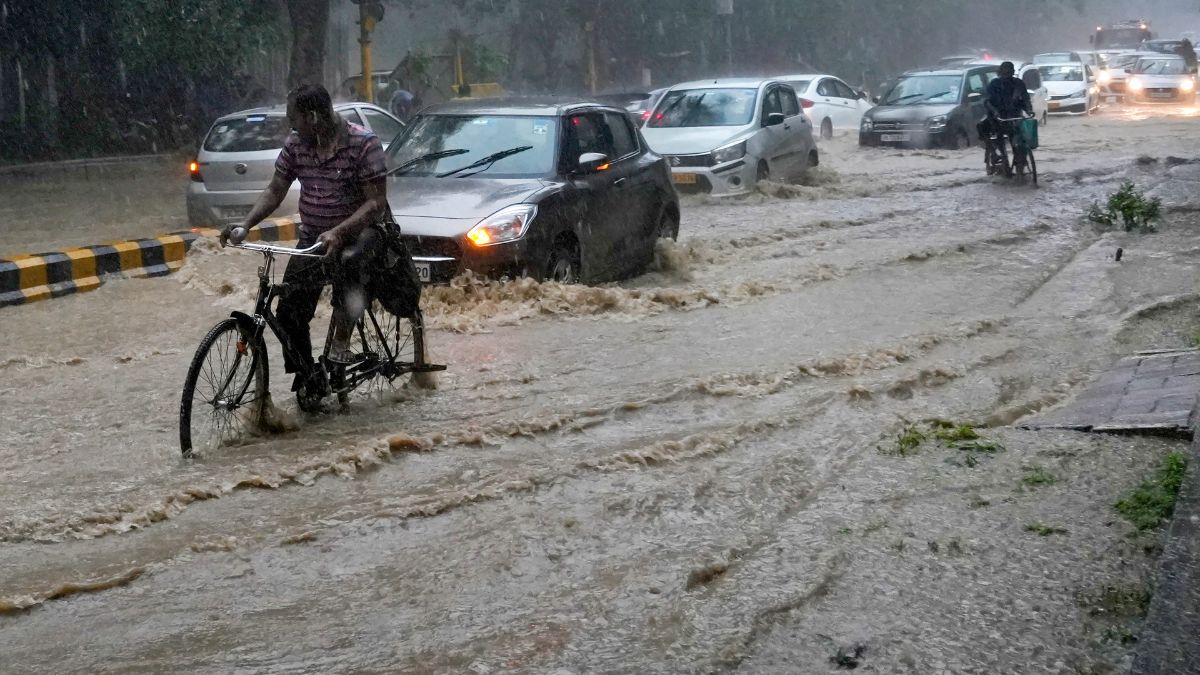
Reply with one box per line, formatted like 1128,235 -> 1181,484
1033,51 -> 1084,65
774,74 -> 873,138
936,49 -> 999,69
859,64 -> 998,149
1102,51 -> 1157,100
187,103 -> 405,229
384,97 -> 680,284
1142,39 -> 1185,56
339,70 -> 398,105
641,78 -> 818,196
1037,61 -> 1102,114
1127,55 -> 1197,103
596,88 -> 668,127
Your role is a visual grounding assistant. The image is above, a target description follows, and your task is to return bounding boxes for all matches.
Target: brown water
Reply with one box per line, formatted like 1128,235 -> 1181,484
2,105 -> 1199,673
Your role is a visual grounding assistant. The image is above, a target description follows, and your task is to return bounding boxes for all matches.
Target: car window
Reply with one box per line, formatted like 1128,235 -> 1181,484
602,112 -> 638,158
837,80 -> 855,98
816,79 -> 835,97
779,87 -> 800,116
761,87 -> 783,122
362,109 -> 404,143
387,114 -> 559,178
786,80 -> 811,94
339,109 -> 363,126
1037,64 -> 1084,81
203,115 -> 291,152
882,75 -> 962,105
1021,68 -> 1043,90
565,113 -> 615,163
966,73 -> 987,98
649,88 -> 758,128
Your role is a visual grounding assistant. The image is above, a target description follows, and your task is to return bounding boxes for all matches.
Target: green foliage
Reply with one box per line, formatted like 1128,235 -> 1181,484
1021,466 -> 1058,487
1087,181 -> 1162,233
880,420 -> 1003,458
1115,452 -> 1188,530
1025,522 -> 1069,536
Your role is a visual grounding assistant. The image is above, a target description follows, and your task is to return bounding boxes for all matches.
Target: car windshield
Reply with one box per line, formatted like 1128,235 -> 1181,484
203,115 -> 291,152
1110,54 -> 1141,69
881,75 -> 961,105
648,88 -> 758,128
386,114 -> 558,178
1037,65 -> 1084,82
1137,58 -> 1187,75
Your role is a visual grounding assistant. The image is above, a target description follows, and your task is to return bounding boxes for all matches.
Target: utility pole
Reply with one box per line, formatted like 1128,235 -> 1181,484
352,0 -> 385,102
717,0 -> 734,76
585,20 -> 597,95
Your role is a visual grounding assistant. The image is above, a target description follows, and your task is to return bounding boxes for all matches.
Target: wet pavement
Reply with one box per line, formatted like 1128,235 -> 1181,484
3,104 -> 1200,672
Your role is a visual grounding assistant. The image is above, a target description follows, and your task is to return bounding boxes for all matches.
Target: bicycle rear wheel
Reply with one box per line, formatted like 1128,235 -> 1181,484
179,319 -> 268,457
356,302 -> 426,402
1027,148 -> 1038,187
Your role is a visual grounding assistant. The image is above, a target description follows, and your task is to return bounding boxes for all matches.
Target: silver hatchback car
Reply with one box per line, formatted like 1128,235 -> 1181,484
186,102 -> 404,228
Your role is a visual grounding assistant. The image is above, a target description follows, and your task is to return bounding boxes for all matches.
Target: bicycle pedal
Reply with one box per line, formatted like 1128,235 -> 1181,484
412,363 -> 448,373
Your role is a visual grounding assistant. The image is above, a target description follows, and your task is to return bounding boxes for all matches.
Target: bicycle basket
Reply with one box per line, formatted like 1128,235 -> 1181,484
369,217 -> 422,319
1019,117 -> 1039,150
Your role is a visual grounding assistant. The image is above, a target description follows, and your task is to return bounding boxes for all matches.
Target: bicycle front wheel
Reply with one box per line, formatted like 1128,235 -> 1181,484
179,319 -> 268,457
1027,148 -> 1038,187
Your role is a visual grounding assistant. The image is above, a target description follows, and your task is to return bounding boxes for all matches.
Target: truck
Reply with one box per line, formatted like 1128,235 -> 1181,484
1091,19 -> 1154,50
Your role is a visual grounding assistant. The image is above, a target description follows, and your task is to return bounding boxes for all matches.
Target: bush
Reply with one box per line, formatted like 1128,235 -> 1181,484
1087,181 -> 1162,233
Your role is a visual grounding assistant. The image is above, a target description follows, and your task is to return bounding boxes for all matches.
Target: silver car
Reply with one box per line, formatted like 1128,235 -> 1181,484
187,103 -> 405,228
640,78 -> 818,196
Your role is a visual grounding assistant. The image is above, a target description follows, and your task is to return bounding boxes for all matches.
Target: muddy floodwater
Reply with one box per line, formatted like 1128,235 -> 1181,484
3,106 -> 1200,673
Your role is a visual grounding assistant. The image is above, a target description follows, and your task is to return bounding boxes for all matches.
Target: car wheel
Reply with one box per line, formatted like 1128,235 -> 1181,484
756,161 -> 770,183
808,149 -> 819,168
954,129 -> 970,150
546,242 -> 580,284
820,118 -> 833,140
656,207 -> 679,241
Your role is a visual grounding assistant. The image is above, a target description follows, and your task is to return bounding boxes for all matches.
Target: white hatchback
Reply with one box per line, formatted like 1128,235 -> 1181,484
641,78 -> 818,196
775,74 -> 873,139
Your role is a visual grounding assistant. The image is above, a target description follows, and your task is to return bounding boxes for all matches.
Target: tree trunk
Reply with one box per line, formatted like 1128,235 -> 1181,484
286,0 -> 330,90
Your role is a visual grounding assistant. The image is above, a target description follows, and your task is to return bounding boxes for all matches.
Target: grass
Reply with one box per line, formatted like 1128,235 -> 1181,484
1086,180 -> 1162,233
968,496 -> 992,509
1025,522 -> 1069,537
1085,583 -> 1153,620
1115,452 -> 1188,530
880,420 -> 1002,458
1021,466 -> 1058,488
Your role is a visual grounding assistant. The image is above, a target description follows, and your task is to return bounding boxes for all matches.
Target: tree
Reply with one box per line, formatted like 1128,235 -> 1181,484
286,0 -> 331,89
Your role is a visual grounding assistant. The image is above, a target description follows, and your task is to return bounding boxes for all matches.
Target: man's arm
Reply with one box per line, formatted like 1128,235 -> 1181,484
316,177 -> 387,256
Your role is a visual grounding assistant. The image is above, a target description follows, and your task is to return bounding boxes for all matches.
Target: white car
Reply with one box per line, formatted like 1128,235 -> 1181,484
775,74 -> 873,138
187,102 -> 405,228
970,60 -> 1050,125
1103,51 -> 1157,101
1127,55 -> 1197,103
1036,62 -> 1102,115
641,78 -> 818,196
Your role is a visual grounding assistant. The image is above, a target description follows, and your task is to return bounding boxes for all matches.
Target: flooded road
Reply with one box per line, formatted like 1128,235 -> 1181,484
3,106 -> 1200,673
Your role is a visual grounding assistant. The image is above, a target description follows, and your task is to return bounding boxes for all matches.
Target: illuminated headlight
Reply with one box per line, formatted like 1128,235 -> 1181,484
711,140 -> 747,164
1129,77 -> 1144,91
927,115 -> 948,130
1182,79 -> 1196,92
466,204 -> 537,247
860,117 -> 873,131
1097,70 -> 1112,85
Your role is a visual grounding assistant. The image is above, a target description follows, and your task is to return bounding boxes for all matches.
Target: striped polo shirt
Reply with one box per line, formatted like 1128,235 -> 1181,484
275,122 -> 387,235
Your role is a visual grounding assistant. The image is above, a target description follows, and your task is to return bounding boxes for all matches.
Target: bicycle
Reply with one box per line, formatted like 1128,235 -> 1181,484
984,115 -> 1038,187
178,236 -> 443,457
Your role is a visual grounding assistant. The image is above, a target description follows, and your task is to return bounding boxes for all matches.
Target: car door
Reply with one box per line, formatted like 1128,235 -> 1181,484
811,78 -> 842,131
1020,66 -> 1048,120
359,106 -> 406,148
756,85 -> 795,176
560,110 -> 624,281
832,78 -> 864,127
964,70 -> 990,140
600,110 -> 661,270
778,85 -> 813,172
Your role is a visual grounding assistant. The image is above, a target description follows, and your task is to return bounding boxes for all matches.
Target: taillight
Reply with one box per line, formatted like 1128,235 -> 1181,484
641,110 -> 652,121
188,160 -> 203,183
799,98 -> 815,109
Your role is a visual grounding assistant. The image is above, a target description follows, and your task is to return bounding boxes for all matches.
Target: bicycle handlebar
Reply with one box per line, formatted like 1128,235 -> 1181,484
234,240 -> 325,258
996,115 -> 1034,122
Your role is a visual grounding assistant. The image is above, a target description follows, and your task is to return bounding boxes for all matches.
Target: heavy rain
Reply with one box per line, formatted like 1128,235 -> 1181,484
3,1 -> 1200,673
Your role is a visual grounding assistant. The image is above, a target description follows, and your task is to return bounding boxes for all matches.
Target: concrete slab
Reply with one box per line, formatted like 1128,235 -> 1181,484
1022,350 -> 1200,436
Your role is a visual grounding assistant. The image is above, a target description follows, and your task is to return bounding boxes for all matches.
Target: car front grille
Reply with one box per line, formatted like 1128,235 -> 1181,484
402,235 -> 461,260
872,121 -> 925,131
665,153 -> 714,168
1144,87 -> 1179,95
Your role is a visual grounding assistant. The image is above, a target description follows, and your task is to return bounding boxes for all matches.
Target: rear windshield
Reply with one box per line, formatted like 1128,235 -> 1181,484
203,115 -> 290,152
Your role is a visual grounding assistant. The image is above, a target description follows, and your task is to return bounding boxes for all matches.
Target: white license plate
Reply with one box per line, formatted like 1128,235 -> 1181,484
881,133 -> 910,142
220,205 -> 252,219
414,263 -> 431,282
1048,101 -> 1061,110
1151,92 -> 1173,99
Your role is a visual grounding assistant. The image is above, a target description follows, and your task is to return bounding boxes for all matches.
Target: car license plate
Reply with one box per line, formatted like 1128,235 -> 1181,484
673,172 -> 698,185
881,133 -> 910,142
220,205 -> 252,219
1151,92 -> 1173,99
1049,101 -> 1061,110
414,262 -> 431,283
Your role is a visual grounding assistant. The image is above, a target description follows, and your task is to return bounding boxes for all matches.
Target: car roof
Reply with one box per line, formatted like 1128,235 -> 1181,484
213,102 -> 374,123
668,78 -> 773,90
772,73 -> 830,80
419,96 -> 623,117
902,66 -> 993,76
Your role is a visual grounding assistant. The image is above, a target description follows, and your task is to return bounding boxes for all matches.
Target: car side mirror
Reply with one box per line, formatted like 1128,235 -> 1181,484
764,112 -> 786,127
576,152 -> 610,174
967,92 -> 983,103
1125,68 -> 1133,74
857,90 -> 868,99
871,95 -> 881,104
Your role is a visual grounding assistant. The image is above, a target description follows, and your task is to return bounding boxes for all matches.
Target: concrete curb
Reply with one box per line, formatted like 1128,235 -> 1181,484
1130,432 -> 1200,673
0,218 -> 298,309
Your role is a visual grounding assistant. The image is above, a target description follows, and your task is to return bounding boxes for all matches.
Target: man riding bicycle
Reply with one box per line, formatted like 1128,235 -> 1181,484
976,61 -> 1033,175
220,83 -> 388,394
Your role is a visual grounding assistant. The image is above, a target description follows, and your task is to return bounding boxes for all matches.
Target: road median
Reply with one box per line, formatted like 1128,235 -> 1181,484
0,217 -> 298,308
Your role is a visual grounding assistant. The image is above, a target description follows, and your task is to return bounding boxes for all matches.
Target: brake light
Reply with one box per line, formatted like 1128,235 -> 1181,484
641,110 -> 652,121
188,160 -> 203,183
799,98 -> 815,109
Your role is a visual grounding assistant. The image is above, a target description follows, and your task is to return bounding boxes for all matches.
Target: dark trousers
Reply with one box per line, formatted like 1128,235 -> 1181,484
276,227 -> 381,379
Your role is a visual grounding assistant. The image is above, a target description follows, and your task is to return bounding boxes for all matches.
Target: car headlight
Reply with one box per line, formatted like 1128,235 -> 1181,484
711,140 -> 747,164
1182,79 -> 1196,92
860,118 -> 873,131
1097,70 -> 1112,85
1069,89 -> 1088,99
1129,77 -> 1144,90
466,204 -> 537,247
927,115 -> 948,130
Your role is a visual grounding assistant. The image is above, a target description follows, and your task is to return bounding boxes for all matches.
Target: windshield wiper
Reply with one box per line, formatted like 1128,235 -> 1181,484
437,145 -> 533,178
387,148 -> 469,176
885,92 -> 928,105
679,92 -> 709,127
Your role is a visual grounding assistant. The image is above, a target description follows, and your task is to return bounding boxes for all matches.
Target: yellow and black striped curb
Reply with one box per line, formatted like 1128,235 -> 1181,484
0,218 -> 297,308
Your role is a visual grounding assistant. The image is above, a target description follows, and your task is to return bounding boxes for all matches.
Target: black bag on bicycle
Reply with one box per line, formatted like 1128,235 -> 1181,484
369,207 -> 422,319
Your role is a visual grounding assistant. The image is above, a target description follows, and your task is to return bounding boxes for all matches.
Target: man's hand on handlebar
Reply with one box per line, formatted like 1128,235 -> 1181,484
316,228 -> 345,259
220,225 -> 249,247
